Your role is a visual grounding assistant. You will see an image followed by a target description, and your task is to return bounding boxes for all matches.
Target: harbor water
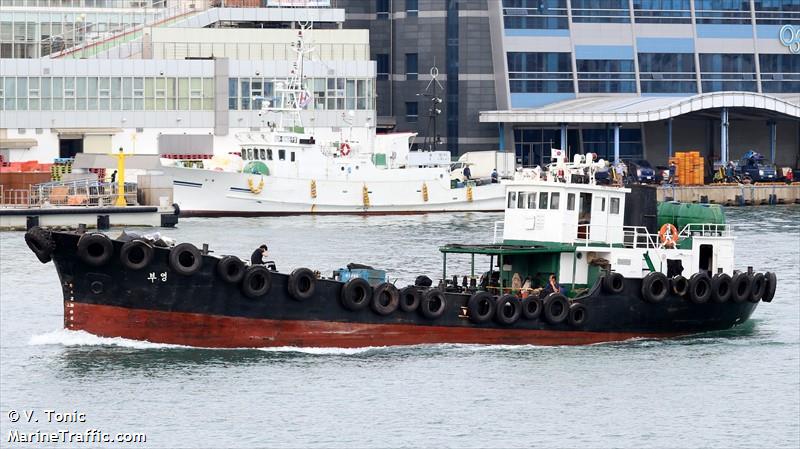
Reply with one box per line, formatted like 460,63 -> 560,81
1,207 -> 798,448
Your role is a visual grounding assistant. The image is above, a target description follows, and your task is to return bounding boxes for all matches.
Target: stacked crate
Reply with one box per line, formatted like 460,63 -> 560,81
50,158 -> 73,181
669,151 -> 705,186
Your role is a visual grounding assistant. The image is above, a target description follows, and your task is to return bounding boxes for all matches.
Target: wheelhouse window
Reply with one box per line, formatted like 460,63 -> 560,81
528,192 -> 537,209
259,148 -> 266,160
267,149 -> 273,160
550,192 -> 560,210
610,197 -> 620,214
518,192 -> 526,209
539,192 -> 549,209
599,197 -> 606,212
508,191 -> 517,209
278,149 -> 286,161
567,193 -> 576,211
291,152 -> 296,162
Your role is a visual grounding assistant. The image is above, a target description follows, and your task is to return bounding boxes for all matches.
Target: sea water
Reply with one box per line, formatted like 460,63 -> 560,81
1,207 -> 798,448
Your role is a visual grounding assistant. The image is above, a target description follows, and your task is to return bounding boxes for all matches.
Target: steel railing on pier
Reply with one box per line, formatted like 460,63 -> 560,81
1,179 -> 138,208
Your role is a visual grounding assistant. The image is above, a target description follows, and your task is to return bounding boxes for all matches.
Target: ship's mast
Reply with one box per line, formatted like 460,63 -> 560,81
419,65 -> 444,152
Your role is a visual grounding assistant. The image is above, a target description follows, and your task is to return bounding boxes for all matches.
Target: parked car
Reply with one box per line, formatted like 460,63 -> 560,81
736,150 -> 779,182
625,159 -> 658,184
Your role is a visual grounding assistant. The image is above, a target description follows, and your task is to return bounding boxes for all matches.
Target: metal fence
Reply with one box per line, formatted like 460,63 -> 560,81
1,179 -> 138,208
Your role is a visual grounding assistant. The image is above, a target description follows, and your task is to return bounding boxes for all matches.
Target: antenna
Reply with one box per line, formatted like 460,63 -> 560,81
418,63 -> 444,152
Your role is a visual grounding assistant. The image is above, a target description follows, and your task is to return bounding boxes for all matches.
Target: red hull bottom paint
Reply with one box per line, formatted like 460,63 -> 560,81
66,301 -> 685,348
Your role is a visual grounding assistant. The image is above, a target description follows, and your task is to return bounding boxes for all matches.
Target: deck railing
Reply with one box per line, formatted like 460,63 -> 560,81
1,179 -> 138,208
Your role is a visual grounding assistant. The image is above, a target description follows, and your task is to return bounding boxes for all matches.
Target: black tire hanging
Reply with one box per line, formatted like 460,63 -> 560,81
419,289 -> 447,320
688,272 -> 712,304
711,273 -> 732,303
288,267 -> 317,301
494,294 -> 521,326
730,272 -> 751,304
749,273 -> 766,303
77,233 -> 113,267
119,239 -> 154,271
216,256 -> 246,284
24,226 -> 55,264
467,291 -> 495,323
762,272 -> 777,302
341,278 -> 372,311
641,272 -> 669,303
602,272 -> 625,294
671,275 -> 689,297
169,242 -> 202,276
399,286 -> 420,312
371,283 -> 400,316
568,302 -> 589,327
543,293 -> 569,324
521,296 -> 543,320
242,265 -> 271,299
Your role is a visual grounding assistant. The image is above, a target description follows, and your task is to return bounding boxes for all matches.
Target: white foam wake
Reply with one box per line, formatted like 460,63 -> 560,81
28,329 -> 187,349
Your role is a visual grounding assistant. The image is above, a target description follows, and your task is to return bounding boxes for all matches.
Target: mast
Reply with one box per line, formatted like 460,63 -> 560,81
419,65 -> 444,152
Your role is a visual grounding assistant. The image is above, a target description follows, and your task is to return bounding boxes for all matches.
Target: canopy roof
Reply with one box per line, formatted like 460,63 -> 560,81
480,92 -> 800,124
440,243 -> 575,256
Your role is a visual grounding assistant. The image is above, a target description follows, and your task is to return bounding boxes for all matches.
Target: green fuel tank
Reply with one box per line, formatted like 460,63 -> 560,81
657,201 -> 726,230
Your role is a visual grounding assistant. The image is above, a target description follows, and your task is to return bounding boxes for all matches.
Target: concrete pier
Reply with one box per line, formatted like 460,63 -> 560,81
657,184 -> 800,206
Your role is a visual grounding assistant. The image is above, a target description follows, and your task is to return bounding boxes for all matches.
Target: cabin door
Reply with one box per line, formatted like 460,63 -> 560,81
578,192 -> 592,239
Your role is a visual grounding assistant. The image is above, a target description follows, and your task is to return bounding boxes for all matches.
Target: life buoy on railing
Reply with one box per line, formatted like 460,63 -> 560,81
339,142 -> 351,156
658,223 -> 679,248
248,176 -> 264,194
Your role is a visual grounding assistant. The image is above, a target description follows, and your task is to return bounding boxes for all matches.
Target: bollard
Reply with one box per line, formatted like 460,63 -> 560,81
201,243 -> 209,255
97,215 -> 110,230
700,195 -> 708,204
26,216 -> 39,230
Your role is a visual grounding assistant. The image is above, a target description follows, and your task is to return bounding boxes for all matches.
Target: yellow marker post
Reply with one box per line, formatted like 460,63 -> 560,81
113,147 -> 127,206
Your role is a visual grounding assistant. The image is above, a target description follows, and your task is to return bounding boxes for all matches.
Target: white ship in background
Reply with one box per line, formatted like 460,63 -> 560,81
161,23 -> 508,216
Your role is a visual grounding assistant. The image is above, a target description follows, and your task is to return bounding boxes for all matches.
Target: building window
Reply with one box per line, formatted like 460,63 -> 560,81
507,52 -> 574,93
377,54 -> 390,80
571,0 -> 631,24
633,0 -> 691,24
502,0 -> 569,30
759,54 -> 800,93
405,101 -> 418,122
406,0 -> 418,17
695,0 -> 752,24
699,53 -> 757,93
582,128 -> 643,160
514,128 -> 560,167
638,53 -> 697,94
377,0 -> 390,19
406,53 -> 418,80
754,0 -> 800,25
576,59 -> 636,93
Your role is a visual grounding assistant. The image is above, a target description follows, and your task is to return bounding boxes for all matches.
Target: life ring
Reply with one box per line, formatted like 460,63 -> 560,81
467,291 -> 495,323
711,273 -> 732,303
688,272 -> 712,304
371,283 -> 400,315
168,242 -> 202,276
399,286 -> 421,312
288,267 -> 317,301
216,255 -> 245,284
495,294 -> 522,325
658,223 -> 679,248
25,226 -> 55,264
341,278 -> 372,311
641,272 -> 669,303
730,272 -> 751,303
339,142 -> 351,156
242,265 -> 272,298
543,293 -> 569,324
77,233 -> 113,267
247,176 -> 264,194
119,239 -> 154,271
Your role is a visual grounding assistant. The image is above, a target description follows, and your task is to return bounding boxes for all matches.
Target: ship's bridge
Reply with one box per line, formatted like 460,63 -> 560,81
501,163 -> 630,247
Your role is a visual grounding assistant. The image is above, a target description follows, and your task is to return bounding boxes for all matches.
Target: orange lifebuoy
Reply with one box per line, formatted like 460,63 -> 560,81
658,223 -> 679,248
339,142 -> 351,156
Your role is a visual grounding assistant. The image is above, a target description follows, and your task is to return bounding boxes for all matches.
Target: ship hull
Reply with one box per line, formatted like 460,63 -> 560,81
46,231 -> 759,348
164,166 -> 505,216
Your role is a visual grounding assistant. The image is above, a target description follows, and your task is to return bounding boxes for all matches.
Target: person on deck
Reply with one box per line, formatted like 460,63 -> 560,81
250,244 -> 277,271
542,273 -> 564,297
667,162 -> 676,184
491,168 -> 499,183
463,165 -> 472,181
